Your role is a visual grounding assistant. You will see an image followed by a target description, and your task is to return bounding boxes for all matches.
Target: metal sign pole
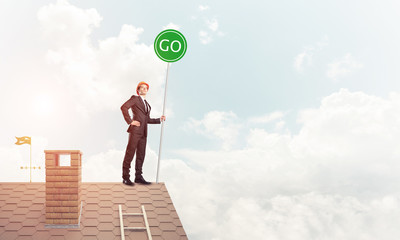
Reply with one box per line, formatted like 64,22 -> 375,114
156,62 -> 170,183
154,29 -> 186,183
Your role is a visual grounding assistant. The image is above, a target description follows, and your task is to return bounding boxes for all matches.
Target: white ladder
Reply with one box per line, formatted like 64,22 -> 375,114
119,205 -> 153,240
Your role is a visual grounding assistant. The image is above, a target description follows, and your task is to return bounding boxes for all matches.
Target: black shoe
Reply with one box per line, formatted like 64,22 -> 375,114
123,179 -> 134,186
134,176 -> 151,185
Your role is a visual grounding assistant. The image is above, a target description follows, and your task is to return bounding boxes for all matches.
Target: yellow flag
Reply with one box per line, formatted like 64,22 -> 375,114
15,136 -> 31,145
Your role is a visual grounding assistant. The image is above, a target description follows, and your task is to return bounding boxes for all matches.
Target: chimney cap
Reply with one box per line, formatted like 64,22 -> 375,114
44,150 -> 83,154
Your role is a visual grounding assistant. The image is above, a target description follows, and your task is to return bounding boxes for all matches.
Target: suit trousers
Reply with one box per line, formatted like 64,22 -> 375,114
122,133 -> 147,180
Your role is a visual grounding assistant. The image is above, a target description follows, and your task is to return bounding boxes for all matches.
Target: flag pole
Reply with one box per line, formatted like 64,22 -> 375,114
30,141 -> 32,183
156,62 -> 170,183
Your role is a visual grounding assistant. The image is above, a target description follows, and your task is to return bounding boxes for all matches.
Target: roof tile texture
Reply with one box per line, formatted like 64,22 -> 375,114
0,183 -> 188,240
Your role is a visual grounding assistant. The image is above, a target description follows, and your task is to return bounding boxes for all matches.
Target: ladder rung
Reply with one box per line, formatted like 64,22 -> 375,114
119,205 -> 152,240
125,227 -> 146,230
123,213 -> 143,216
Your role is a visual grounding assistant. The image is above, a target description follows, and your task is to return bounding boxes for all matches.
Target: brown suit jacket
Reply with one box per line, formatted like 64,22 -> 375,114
121,95 -> 161,137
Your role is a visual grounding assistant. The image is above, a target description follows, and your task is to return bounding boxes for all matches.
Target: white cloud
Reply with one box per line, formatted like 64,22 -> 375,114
215,194 -> 400,240
162,22 -> 180,30
294,35 -> 329,72
37,0 -> 102,51
198,5 -> 209,11
38,0 -> 166,116
206,18 -> 218,32
199,30 -> 213,45
327,53 -> 363,81
183,111 -> 241,150
248,111 -> 285,124
83,146 -> 160,182
294,47 -> 314,72
83,149 -> 123,182
275,120 -> 286,130
199,19 -> 224,44
33,94 -> 54,116
170,88 -> 400,240
194,5 -> 224,44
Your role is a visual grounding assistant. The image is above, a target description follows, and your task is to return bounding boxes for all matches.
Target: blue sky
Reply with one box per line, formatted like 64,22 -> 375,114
2,1 -> 400,239
2,0 -> 400,152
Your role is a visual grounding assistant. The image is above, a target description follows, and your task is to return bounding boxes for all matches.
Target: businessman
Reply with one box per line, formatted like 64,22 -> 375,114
121,81 -> 166,186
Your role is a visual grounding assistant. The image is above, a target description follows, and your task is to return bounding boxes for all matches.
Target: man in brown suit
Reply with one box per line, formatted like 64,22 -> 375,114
121,81 -> 166,186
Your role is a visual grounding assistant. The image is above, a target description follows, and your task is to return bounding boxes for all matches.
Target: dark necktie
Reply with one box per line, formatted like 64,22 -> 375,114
144,100 -> 149,113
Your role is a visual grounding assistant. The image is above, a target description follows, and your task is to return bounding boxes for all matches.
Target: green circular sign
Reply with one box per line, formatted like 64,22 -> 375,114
154,29 -> 187,62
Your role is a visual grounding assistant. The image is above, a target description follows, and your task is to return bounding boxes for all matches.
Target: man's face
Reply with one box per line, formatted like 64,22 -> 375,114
138,84 -> 148,96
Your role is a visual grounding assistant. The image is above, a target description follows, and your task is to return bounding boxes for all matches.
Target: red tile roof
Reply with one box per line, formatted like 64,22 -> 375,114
0,182 -> 188,240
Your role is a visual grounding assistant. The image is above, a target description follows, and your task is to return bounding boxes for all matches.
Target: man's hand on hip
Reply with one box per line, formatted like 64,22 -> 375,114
130,120 -> 140,126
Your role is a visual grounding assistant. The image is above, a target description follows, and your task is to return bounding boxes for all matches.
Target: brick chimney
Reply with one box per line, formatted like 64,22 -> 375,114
44,150 -> 82,227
